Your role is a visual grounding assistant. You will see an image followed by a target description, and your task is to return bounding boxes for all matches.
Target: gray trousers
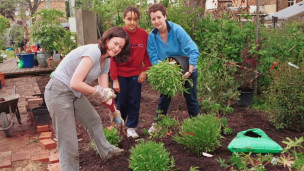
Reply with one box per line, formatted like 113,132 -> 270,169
44,77 -> 117,171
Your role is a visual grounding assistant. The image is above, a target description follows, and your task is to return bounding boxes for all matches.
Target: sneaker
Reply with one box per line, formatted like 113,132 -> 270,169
106,148 -> 124,159
148,123 -> 156,134
127,128 -> 139,138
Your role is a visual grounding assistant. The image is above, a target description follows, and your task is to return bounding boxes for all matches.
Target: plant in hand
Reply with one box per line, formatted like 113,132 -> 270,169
129,140 -> 175,171
146,59 -> 192,97
174,114 -> 222,156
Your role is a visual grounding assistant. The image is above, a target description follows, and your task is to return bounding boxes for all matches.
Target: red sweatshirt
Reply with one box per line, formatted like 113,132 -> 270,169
110,27 -> 151,80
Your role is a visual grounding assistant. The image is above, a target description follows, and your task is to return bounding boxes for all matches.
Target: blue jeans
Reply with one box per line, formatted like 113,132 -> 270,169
114,76 -> 141,128
157,70 -> 200,117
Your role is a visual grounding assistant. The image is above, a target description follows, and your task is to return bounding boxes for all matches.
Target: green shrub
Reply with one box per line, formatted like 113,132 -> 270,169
150,114 -> 179,138
146,59 -> 191,97
197,57 -> 239,115
266,61 -> 304,132
174,114 -> 222,156
90,126 -> 121,153
129,140 -> 175,171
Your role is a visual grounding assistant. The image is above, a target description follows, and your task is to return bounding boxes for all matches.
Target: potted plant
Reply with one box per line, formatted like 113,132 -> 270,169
236,39 -> 261,106
30,9 -> 66,67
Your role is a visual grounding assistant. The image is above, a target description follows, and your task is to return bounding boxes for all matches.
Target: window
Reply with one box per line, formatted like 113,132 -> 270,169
288,0 -> 296,6
227,2 -> 232,7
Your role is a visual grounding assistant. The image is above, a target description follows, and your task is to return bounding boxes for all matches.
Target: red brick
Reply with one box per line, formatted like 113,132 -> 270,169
31,153 -> 49,162
49,152 -> 59,163
0,151 -> 12,169
12,150 -> 30,162
47,163 -> 61,171
40,139 -> 57,150
39,132 -> 52,140
37,125 -> 49,133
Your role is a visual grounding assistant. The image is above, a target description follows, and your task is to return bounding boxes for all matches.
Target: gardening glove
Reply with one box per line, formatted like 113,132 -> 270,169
182,71 -> 192,79
92,85 -> 116,102
111,110 -> 125,126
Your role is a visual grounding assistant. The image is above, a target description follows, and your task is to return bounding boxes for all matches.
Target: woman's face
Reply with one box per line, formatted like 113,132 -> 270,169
106,37 -> 126,57
123,11 -> 138,32
150,11 -> 167,31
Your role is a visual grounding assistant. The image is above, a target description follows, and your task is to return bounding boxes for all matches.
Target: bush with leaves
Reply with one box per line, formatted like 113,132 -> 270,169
150,114 -> 179,138
265,61 -> 304,132
0,15 -> 9,50
129,140 -> 175,171
31,9 -> 66,52
90,126 -> 120,153
146,59 -> 191,97
197,56 -> 239,115
174,114 -> 222,156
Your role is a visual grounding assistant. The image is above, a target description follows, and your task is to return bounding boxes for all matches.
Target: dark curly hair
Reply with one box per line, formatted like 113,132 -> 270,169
98,26 -> 130,64
148,3 -> 167,19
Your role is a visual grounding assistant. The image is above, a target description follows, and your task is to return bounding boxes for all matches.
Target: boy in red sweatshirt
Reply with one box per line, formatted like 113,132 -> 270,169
110,6 -> 151,138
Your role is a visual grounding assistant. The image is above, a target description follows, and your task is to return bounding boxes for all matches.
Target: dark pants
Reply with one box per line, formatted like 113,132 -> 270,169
115,76 -> 141,128
157,70 -> 200,117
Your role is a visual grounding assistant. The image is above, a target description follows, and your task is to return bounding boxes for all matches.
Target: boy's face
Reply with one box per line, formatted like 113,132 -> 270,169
150,11 -> 167,30
123,11 -> 139,32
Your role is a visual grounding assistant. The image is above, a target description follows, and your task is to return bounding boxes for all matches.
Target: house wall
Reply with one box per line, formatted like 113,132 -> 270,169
234,0 -> 303,12
37,1 -> 67,22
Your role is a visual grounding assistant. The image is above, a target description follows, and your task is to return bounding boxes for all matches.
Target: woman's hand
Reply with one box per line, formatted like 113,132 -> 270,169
112,79 -> 120,93
138,71 -> 147,83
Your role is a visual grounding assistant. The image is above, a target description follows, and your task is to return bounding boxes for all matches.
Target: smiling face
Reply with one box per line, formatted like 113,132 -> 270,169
123,11 -> 139,32
106,37 -> 126,57
150,10 -> 167,31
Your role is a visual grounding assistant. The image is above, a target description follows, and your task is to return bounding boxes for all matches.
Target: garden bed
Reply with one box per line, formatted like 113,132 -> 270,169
75,81 -> 301,171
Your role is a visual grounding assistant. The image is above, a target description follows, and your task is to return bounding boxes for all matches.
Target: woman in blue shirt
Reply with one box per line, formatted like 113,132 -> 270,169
147,3 -> 201,133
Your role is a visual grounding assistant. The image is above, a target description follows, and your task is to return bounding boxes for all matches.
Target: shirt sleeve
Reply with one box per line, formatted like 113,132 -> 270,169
143,51 -> 152,72
175,26 -> 200,66
147,34 -> 160,65
110,58 -> 118,80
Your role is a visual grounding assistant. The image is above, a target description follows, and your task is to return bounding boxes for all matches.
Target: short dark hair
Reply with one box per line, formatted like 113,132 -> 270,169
123,6 -> 140,19
98,26 -> 130,64
148,3 -> 167,18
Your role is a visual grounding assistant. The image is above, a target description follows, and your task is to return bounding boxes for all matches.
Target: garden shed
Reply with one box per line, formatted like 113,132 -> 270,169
265,1 -> 304,27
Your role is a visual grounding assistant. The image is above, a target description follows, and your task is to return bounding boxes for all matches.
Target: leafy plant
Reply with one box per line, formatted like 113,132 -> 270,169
54,30 -> 77,56
0,15 -> 9,50
217,152 -> 273,171
129,140 -> 175,171
266,61 -> 304,132
90,126 -> 121,153
146,59 -> 191,97
150,114 -> 179,138
174,114 -> 222,156
219,117 -> 233,135
31,9 -> 66,52
197,56 -> 239,115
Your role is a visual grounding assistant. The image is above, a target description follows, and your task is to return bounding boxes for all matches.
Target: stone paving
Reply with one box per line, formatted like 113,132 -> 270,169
0,75 -> 60,171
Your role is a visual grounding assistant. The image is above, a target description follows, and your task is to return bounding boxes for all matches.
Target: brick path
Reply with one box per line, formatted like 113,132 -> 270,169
0,75 -> 60,171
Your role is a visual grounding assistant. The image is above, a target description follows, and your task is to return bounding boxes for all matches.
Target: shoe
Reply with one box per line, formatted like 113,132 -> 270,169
106,148 -> 124,159
127,128 -> 139,138
148,123 -> 156,134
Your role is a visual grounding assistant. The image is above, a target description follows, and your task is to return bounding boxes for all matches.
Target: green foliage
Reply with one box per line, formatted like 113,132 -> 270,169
258,22 -> 304,93
174,114 -> 222,155
150,114 -> 179,138
166,0 -> 202,37
197,56 -> 239,115
31,9 -> 66,52
217,152 -> 273,171
188,166 -> 200,171
90,126 -> 121,153
265,61 -> 304,132
146,59 -> 191,97
54,30 -> 77,56
219,117 -> 233,135
104,126 -> 121,147
0,15 -> 9,49
129,140 -> 175,171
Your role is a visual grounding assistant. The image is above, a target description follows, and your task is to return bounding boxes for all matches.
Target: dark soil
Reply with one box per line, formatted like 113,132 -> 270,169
37,74 -> 302,171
